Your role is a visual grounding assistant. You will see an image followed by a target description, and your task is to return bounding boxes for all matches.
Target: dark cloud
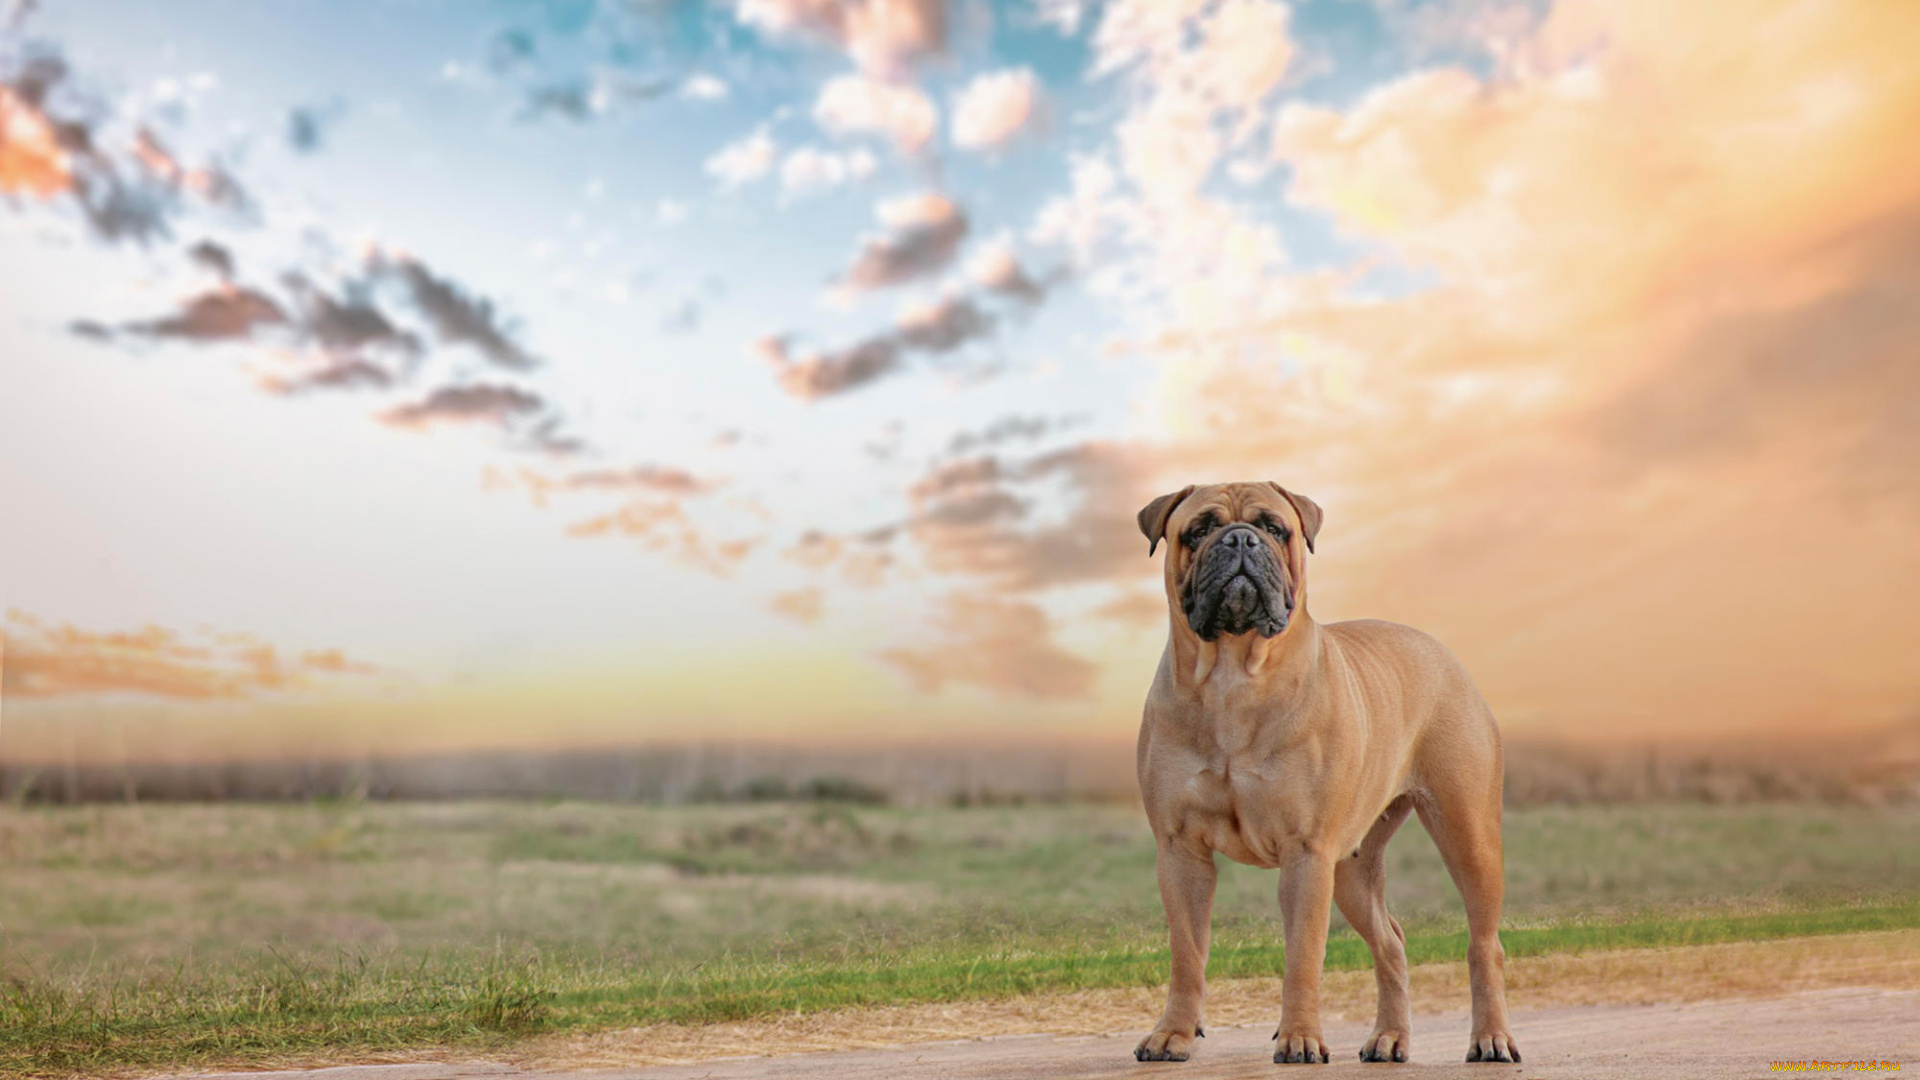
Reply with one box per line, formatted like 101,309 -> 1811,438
945,413 -> 1082,456
378,383 -> 546,429
285,101 -> 345,153
263,358 -> 395,395
124,286 -> 287,341
838,194 -> 968,291
0,47 -> 247,244
903,441 -> 1151,591
283,272 -> 421,361
758,290 -> 1005,402
757,334 -> 901,401
379,255 -> 539,370
187,238 -> 234,280
487,28 -> 536,74
520,415 -> 589,456
896,295 -> 993,353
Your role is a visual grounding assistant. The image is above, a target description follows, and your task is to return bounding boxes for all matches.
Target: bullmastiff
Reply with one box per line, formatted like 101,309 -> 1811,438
1132,481 -> 1518,1066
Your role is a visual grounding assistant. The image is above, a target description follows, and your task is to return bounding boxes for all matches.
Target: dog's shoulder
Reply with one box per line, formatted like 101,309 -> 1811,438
1324,617 -> 1450,657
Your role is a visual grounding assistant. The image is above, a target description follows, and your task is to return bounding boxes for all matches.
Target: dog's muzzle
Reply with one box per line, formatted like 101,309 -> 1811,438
1181,524 -> 1292,641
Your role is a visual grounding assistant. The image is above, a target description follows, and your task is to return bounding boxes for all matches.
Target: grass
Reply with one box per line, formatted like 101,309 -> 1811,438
1,800 -> 1917,1075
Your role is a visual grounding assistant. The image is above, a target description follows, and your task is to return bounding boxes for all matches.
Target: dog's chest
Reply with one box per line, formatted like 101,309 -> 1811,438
1171,740 -> 1316,868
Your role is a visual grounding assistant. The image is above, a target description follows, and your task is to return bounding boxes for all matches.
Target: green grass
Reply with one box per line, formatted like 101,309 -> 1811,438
1,800 -> 1917,1076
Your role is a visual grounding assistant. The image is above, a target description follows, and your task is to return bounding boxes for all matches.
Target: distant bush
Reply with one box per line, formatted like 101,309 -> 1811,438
795,775 -> 890,805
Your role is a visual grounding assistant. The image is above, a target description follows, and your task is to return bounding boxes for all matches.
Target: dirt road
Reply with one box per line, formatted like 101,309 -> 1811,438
174,987 -> 1916,1080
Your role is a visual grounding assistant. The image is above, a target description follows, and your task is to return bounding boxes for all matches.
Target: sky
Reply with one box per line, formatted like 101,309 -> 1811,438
3,0 -> 1918,763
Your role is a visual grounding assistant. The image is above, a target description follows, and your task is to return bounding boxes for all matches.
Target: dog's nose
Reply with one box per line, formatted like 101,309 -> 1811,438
1216,524 -> 1261,551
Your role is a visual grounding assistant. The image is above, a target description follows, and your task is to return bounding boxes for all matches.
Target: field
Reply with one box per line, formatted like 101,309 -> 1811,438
2,799 -> 1918,1076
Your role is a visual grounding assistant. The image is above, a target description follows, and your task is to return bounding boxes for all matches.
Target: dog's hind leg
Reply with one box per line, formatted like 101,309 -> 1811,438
1414,731 -> 1520,1064
1334,794 -> 1415,1062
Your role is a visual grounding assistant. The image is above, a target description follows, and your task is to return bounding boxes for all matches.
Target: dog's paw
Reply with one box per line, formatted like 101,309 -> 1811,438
1134,1026 -> 1198,1062
1272,1029 -> 1330,1064
1358,1029 -> 1409,1063
1464,1030 -> 1520,1064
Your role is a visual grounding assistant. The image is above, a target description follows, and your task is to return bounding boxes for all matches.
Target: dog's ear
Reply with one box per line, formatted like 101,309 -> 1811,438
1269,483 -> 1323,554
1137,485 -> 1196,556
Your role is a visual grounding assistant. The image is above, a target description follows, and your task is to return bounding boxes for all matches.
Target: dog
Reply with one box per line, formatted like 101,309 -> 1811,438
1132,481 -> 1518,1066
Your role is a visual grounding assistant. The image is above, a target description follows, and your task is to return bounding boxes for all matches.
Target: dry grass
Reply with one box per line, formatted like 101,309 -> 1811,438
514,930 -> 1920,1070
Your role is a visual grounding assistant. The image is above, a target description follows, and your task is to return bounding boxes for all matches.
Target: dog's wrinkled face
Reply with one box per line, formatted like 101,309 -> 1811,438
1137,482 -> 1323,643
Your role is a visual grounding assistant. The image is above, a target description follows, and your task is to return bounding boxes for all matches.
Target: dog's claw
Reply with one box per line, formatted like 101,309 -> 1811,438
1134,1028 -> 1197,1063
1360,1031 -> 1408,1063
1273,1034 -> 1329,1064
1466,1033 -> 1519,1064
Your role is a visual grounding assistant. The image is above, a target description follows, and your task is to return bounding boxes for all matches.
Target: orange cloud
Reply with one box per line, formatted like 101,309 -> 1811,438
2,611 -> 379,701
566,500 -> 761,575
769,587 -> 825,624
878,593 -> 1097,700
0,84 -> 71,197
1118,0 -> 1920,735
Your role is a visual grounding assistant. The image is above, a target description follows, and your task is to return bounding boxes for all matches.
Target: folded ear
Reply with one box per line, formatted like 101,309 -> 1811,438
1269,483 -> 1324,554
1137,485 -> 1196,556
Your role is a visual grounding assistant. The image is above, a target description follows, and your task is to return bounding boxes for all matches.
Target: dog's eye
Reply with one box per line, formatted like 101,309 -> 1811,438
1183,518 -> 1218,547
1261,519 -> 1291,542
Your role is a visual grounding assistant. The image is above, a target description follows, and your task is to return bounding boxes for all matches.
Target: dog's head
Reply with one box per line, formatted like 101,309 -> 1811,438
1137,482 -> 1323,642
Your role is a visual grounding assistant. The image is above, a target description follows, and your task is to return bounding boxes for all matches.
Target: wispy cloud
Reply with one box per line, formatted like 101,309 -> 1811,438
3,610 -> 379,700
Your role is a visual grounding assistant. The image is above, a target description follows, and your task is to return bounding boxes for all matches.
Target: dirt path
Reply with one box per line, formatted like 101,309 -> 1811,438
164,932 -> 1920,1080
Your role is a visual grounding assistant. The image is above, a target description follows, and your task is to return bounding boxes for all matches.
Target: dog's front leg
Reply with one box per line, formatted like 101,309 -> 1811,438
1274,850 -> 1336,1063
1135,842 -> 1217,1062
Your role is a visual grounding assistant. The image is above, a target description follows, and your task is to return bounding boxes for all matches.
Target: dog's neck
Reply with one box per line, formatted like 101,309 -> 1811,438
1169,607 -> 1322,694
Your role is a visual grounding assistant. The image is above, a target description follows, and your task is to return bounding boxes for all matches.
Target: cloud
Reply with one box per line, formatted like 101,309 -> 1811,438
895,294 -> 993,353
131,127 -> 249,212
903,441 -> 1151,591
757,284 -> 1006,402
565,500 -> 759,575
377,253 -> 539,370
681,73 -> 729,101
758,333 -> 901,401
2,610 -> 377,700
518,74 -> 672,122
769,587 -> 825,624
951,68 -> 1045,152
737,0 -> 946,80
497,463 -> 718,507
706,126 -> 779,189
122,284 -> 287,341
1116,0 -> 1920,735
286,101 -> 344,153
944,413 -> 1081,456
813,74 -> 937,154
282,271 -> 423,362
186,238 -> 234,280
780,144 -> 877,197
261,357 -> 395,395
836,192 -> 967,291
486,462 -> 751,570
878,593 -> 1097,699
0,50 -> 175,243
378,383 -> 545,429
968,241 -> 1048,303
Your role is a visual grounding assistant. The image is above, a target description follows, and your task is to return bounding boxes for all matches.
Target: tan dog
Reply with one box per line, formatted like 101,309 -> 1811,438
1132,482 -> 1518,1066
